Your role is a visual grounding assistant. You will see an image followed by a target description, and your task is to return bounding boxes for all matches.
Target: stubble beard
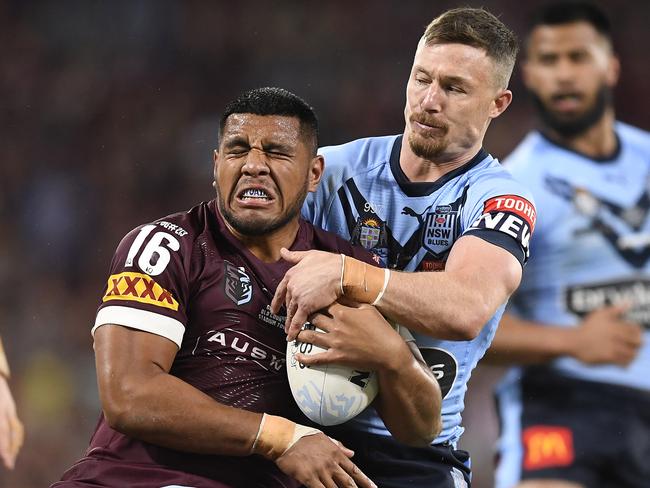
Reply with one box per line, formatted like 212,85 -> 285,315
533,85 -> 612,138
408,130 -> 448,160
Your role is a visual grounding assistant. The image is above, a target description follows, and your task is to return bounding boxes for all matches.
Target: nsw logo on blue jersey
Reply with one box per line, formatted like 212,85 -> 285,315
423,206 -> 459,255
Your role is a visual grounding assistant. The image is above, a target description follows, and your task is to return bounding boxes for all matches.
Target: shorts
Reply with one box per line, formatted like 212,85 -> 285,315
495,368 -> 650,488
324,426 -> 471,488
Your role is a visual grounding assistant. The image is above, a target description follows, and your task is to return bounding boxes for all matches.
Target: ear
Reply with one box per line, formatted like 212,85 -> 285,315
307,155 -> 325,193
489,89 -> 513,120
212,149 -> 219,186
606,54 -> 620,87
521,59 -> 532,88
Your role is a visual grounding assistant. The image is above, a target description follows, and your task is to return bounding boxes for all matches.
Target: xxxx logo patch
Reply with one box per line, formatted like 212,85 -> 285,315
103,272 -> 178,311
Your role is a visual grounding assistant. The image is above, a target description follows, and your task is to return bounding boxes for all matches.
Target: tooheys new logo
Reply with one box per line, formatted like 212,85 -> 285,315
470,195 -> 537,258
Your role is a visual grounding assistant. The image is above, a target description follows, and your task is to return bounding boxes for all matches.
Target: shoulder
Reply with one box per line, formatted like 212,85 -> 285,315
467,154 -> 535,204
115,201 -> 214,261
617,121 -> 650,151
501,132 -> 550,178
319,135 -> 399,174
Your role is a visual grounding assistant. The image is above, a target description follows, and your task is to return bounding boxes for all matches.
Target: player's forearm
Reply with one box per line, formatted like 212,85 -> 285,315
374,344 -> 441,446
377,270 -> 496,341
100,369 -> 262,456
484,313 -> 576,365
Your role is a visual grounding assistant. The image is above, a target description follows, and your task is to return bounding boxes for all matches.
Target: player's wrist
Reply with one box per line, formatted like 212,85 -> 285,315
0,337 -> 10,380
251,413 -> 321,461
341,256 -> 390,305
556,327 -> 583,360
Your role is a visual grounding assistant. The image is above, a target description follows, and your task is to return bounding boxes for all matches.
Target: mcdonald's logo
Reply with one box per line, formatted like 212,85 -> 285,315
102,272 -> 179,311
522,426 -> 574,471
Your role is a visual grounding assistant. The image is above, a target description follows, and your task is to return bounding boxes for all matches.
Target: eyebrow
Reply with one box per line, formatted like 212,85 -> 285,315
222,136 -> 294,154
414,66 -> 471,86
222,136 -> 249,149
441,75 -> 471,86
262,142 -> 295,154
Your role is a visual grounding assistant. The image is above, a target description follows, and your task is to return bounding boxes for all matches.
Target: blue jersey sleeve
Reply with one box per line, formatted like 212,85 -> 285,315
462,171 -> 537,267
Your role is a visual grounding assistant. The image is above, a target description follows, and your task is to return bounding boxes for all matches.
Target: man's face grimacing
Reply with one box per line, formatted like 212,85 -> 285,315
404,40 -> 512,162
213,114 -> 322,237
523,21 -> 619,136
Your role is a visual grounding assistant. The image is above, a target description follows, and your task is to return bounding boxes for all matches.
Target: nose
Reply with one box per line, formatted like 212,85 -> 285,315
242,148 -> 270,176
421,83 -> 443,112
554,57 -> 577,86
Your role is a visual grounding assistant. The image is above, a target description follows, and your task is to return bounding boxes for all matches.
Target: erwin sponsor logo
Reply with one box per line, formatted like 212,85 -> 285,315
522,426 -> 574,471
566,278 -> 650,329
103,272 -> 178,311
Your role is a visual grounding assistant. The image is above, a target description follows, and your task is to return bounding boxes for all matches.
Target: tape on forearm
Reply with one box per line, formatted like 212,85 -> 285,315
341,255 -> 391,305
0,337 -> 10,379
251,413 -> 321,460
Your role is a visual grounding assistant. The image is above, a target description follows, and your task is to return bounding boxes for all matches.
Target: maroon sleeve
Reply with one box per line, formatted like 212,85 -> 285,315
93,219 -> 194,347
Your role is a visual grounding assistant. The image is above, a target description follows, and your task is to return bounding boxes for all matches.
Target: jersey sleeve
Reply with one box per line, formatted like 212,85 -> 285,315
92,221 -> 192,348
461,175 -> 537,267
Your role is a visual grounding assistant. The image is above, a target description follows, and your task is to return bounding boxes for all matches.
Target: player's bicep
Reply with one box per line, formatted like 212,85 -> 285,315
94,324 -> 178,395
446,234 -> 522,301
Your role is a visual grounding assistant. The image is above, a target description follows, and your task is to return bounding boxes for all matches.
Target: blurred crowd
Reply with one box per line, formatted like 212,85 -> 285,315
0,1 -> 648,486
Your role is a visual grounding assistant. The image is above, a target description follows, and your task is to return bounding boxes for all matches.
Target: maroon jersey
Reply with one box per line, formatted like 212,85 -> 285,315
53,200 -> 377,488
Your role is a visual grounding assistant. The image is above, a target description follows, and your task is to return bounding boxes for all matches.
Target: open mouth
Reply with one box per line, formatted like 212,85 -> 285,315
550,93 -> 583,110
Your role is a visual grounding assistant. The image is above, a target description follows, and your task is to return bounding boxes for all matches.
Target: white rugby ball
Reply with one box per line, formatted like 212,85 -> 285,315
286,323 -> 378,426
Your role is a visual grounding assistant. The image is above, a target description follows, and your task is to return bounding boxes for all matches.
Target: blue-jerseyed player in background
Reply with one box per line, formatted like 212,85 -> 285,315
270,8 -> 536,488
485,3 -> 648,488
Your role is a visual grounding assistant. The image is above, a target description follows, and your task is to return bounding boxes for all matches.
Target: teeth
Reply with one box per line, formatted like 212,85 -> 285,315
241,189 -> 269,199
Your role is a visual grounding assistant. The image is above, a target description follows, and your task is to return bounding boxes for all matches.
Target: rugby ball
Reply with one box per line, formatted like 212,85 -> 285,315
286,323 -> 378,426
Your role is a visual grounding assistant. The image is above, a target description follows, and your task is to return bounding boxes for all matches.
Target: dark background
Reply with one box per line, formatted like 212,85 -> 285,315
1,1 -> 647,486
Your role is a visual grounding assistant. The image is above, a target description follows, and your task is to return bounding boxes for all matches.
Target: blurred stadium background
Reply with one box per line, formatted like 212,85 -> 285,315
1,0 -> 648,486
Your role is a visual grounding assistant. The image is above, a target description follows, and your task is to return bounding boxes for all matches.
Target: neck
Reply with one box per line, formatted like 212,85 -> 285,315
544,110 -> 617,159
223,217 -> 300,263
399,139 -> 482,182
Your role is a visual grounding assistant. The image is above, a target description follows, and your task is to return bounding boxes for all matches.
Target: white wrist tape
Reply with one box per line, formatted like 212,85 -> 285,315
252,413 -> 321,460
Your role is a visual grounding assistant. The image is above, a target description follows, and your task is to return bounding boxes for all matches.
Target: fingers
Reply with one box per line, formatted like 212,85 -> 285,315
287,307 -> 309,342
340,458 -> 377,488
0,413 -> 9,469
603,303 -> 632,315
285,299 -> 298,333
295,350 -> 337,366
8,417 -> 23,469
614,341 -> 641,366
330,437 -> 354,458
271,276 -> 288,314
310,314 -> 334,333
0,413 -> 21,470
620,323 -> 644,346
330,466 -> 359,488
324,302 -> 346,315
280,247 -> 305,264
297,328 -> 330,347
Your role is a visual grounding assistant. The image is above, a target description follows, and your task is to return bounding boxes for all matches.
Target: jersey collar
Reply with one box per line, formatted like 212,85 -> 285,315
538,130 -> 622,163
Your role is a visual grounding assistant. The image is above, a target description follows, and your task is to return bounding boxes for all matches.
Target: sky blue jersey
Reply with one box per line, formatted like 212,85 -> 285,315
499,123 -> 650,392
303,134 -> 535,446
